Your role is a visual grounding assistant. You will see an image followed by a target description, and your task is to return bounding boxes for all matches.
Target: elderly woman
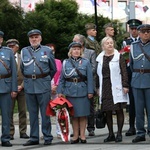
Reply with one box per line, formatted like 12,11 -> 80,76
96,37 -> 129,143
57,42 -> 94,144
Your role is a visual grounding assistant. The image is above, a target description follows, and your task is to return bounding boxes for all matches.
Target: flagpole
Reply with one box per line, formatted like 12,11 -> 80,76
19,0 -> 21,7
111,0 -> 113,20
94,0 -> 99,40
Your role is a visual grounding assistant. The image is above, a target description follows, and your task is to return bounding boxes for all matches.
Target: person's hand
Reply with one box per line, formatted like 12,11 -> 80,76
18,86 -> 23,92
123,87 -> 129,94
88,94 -> 93,99
58,93 -> 65,98
51,85 -> 57,94
11,92 -> 18,98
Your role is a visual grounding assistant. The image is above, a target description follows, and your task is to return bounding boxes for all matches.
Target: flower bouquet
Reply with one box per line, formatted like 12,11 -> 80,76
46,97 -> 74,142
119,45 -> 130,64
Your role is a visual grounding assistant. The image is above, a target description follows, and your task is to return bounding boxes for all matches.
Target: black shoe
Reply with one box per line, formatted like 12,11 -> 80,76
88,130 -> 95,136
104,134 -> 115,143
80,138 -> 87,143
115,135 -> 122,142
132,136 -> 146,143
44,141 -> 52,145
20,133 -> 29,139
125,128 -> 136,136
10,135 -> 14,140
23,140 -> 39,146
71,138 -> 79,144
2,141 -> 12,147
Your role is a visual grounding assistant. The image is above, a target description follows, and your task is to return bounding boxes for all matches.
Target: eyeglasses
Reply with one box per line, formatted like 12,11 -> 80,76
140,30 -> 150,33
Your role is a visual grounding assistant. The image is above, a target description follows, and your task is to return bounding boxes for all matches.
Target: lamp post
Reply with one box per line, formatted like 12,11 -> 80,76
94,0 -> 99,40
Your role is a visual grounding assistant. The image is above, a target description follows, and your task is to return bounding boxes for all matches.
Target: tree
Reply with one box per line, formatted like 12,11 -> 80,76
0,0 -> 125,59
0,0 -> 25,45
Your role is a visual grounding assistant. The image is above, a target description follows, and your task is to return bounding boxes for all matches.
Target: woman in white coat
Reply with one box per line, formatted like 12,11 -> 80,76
96,37 -> 129,143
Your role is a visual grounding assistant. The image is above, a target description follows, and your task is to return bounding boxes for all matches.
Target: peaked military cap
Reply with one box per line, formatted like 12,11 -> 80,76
68,42 -> 82,49
6,39 -> 19,46
0,31 -> 4,37
85,23 -> 96,30
127,19 -> 142,28
137,24 -> 150,31
27,29 -> 42,37
103,23 -> 114,29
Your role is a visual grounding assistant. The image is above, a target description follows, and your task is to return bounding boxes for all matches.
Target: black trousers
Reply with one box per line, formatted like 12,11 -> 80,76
127,66 -> 136,129
87,97 -> 95,132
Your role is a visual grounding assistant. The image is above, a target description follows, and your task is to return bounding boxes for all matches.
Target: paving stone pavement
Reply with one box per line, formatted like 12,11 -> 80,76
0,110 -> 150,150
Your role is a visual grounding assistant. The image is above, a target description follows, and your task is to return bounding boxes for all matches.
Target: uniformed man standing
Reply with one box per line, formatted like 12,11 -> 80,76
6,39 -> 29,140
21,29 -> 56,146
84,23 -> 100,136
122,19 -> 142,137
85,23 -> 101,55
130,24 -> 150,143
0,31 -> 17,147
123,19 -> 142,48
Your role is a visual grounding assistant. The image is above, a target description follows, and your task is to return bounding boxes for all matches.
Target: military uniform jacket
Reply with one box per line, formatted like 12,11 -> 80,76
57,57 -> 94,97
16,53 -> 24,87
0,46 -> 17,93
85,37 -> 101,55
130,40 -> 150,88
20,45 -> 56,94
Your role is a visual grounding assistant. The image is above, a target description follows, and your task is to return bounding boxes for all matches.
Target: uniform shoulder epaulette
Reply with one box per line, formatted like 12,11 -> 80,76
2,46 -> 12,51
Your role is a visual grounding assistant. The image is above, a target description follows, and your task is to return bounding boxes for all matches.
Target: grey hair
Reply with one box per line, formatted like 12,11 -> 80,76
73,34 -> 86,46
101,36 -> 114,48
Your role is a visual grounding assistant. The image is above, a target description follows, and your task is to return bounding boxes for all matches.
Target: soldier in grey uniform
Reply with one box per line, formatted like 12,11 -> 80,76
0,31 -> 17,147
85,23 -> 101,55
73,34 -> 97,136
20,29 -> 56,146
130,24 -> 150,143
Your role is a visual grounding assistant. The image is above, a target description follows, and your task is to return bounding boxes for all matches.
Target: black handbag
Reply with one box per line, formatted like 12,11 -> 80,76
95,106 -> 106,129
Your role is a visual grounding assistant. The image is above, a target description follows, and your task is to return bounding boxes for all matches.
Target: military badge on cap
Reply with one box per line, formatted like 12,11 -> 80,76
127,19 -> 142,28
27,29 -> 42,37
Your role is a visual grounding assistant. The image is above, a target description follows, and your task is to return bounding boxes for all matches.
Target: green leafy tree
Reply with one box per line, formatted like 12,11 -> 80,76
0,0 -> 25,45
0,0 -> 125,59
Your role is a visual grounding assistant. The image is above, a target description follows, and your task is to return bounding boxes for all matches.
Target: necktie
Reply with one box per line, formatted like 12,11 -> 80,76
134,38 -> 137,42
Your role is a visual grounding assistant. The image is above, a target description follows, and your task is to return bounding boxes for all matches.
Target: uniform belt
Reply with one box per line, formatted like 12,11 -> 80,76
24,72 -> 49,79
133,69 -> 150,73
65,78 -> 86,83
0,73 -> 11,79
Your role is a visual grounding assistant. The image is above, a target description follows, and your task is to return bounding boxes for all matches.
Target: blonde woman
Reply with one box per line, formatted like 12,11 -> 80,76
57,42 -> 94,144
96,37 -> 129,143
